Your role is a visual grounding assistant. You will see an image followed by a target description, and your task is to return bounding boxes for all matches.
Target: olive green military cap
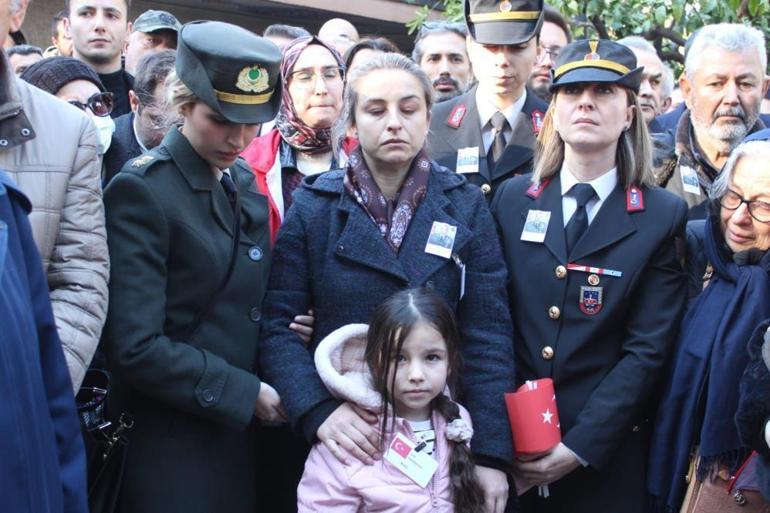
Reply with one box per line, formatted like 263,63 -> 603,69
176,21 -> 282,124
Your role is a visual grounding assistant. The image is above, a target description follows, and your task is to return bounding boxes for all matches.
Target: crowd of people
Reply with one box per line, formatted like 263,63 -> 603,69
4,0 -> 770,512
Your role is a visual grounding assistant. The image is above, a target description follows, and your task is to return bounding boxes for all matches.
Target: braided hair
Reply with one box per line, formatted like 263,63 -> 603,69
364,288 -> 485,512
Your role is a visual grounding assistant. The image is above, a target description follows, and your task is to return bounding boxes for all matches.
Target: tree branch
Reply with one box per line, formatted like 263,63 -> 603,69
660,51 -> 684,64
641,26 -> 686,48
738,0 -> 750,17
589,15 -> 610,39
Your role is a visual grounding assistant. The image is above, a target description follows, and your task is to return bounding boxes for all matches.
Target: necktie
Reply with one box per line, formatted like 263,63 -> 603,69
220,172 -> 238,212
487,111 -> 509,170
565,183 -> 597,254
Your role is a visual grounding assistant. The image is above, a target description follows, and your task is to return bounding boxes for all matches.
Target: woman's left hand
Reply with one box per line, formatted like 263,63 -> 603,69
475,466 -> 508,513
289,309 -> 315,344
513,442 -> 580,486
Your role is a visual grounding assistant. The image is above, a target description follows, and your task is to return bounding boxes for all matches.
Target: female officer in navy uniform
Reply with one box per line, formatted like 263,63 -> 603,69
491,40 -> 688,513
103,21 -> 295,512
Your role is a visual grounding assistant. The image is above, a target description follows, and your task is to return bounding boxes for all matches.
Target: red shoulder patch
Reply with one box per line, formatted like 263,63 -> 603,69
531,109 -> 544,134
447,103 -> 467,129
626,186 -> 645,212
526,178 -> 551,198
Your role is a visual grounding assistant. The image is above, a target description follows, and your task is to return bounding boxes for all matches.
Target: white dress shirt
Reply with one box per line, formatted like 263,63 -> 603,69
560,164 -> 618,227
476,87 -> 527,154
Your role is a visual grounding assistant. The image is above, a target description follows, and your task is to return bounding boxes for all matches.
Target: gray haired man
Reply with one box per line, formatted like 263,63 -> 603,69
618,36 -> 674,126
653,23 -> 770,218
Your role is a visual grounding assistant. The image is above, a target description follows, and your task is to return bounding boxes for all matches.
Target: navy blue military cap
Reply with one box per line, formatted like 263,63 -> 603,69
464,0 -> 544,45
550,39 -> 644,93
176,21 -> 282,124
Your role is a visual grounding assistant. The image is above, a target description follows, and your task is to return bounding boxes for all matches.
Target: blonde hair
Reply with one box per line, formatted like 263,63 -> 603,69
532,87 -> 654,189
164,70 -> 198,115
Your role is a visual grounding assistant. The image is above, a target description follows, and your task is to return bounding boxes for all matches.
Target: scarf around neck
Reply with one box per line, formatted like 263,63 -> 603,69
648,210 -> 770,512
275,36 -> 343,155
343,147 -> 431,253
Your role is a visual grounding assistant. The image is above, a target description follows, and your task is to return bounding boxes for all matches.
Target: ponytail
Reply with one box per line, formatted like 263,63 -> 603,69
432,394 -> 486,513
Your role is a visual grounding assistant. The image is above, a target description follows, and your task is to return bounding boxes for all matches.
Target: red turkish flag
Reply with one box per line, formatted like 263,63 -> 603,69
390,437 -> 412,458
505,378 -> 562,456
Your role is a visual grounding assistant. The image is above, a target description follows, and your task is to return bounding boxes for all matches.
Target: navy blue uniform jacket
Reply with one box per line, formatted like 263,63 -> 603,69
427,86 -> 547,200
260,163 -> 517,465
0,171 -> 87,513
491,174 -> 687,512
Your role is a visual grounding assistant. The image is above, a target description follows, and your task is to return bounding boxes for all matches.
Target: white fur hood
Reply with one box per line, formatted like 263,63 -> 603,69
314,323 -> 382,411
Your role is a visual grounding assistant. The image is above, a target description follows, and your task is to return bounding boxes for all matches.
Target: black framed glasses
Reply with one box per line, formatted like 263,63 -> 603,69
68,91 -> 114,117
537,45 -> 561,63
719,188 -> 770,223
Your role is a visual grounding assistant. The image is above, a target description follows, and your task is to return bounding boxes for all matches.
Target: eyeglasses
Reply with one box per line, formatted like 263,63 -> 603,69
537,45 -> 561,63
68,92 -> 114,117
289,66 -> 345,88
719,188 -> 770,223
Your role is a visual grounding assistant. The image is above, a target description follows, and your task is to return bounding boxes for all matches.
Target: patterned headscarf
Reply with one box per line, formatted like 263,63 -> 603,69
275,36 -> 344,155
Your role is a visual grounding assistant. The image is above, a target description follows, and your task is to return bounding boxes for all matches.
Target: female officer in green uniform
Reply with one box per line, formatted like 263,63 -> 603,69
491,40 -> 688,513
103,21 -> 285,512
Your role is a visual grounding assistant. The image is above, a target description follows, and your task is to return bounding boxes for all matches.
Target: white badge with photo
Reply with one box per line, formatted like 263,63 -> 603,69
680,166 -> 702,196
521,210 -> 551,243
384,432 -> 439,488
425,221 -> 457,259
456,146 -> 480,174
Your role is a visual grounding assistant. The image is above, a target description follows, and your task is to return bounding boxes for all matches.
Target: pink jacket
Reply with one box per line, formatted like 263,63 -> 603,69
297,324 -> 472,512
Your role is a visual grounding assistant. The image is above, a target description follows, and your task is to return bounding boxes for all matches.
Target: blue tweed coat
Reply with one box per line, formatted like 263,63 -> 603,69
259,163 -> 517,465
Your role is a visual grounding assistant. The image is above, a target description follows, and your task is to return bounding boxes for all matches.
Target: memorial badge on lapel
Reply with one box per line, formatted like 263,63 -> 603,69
579,286 -> 603,315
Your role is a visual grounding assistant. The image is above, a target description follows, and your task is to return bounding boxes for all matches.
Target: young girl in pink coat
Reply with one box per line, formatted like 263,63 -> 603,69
297,288 -> 485,512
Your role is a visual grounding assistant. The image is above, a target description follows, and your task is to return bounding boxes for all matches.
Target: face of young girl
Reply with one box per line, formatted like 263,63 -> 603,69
389,321 -> 449,421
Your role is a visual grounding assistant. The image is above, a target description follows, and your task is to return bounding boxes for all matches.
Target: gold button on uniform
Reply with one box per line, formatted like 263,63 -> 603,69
542,346 -> 554,360
480,184 -> 492,195
555,265 -> 567,279
548,306 -> 561,319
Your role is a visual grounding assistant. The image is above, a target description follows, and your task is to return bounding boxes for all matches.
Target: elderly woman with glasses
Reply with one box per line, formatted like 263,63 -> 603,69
649,129 -> 770,511
242,35 -> 357,243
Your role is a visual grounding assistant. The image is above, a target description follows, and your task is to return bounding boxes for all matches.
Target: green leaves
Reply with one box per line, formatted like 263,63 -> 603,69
409,0 -> 770,68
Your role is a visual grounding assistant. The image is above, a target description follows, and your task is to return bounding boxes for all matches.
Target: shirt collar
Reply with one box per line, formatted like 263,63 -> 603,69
132,114 -> 149,153
476,87 -> 527,130
560,163 -> 618,202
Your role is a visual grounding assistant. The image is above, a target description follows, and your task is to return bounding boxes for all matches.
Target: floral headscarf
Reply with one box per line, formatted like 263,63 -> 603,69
275,36 -> 344,155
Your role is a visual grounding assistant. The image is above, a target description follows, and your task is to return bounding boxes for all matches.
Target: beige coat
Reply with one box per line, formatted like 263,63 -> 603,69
0,65 -> 109,391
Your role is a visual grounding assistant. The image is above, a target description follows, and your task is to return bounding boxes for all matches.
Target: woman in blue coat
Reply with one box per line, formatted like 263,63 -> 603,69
259,53 -> 517,513
491,40 -> 687,513
0,170 -> 87,513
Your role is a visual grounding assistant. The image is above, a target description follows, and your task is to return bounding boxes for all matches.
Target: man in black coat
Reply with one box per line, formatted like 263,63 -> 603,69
427,0 -> 547,200
103,50 -> 176,185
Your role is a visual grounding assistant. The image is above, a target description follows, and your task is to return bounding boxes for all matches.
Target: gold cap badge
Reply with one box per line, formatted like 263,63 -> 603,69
584,40 -> 601,61
236,66 -> 270,94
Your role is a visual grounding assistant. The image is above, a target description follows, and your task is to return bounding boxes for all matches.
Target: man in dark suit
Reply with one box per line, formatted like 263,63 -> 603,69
427,0 -> 547,200
103,49 -> 176,185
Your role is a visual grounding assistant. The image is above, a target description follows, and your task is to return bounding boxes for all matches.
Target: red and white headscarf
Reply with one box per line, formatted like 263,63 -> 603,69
275,36 -> 344,155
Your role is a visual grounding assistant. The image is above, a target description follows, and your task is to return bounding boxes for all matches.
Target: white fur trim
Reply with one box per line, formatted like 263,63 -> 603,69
314,323 -> 382,411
